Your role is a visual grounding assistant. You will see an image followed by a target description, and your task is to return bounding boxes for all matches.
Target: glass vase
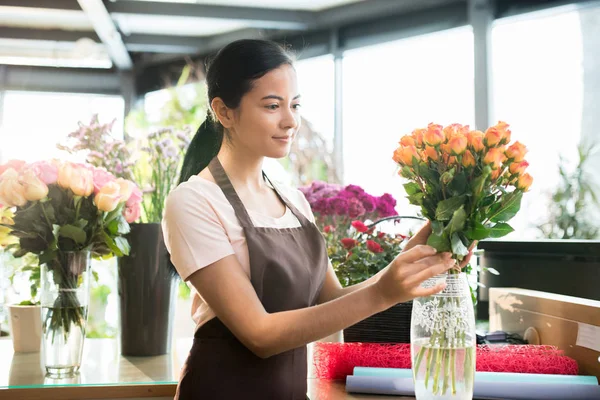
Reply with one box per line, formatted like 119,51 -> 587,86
410,272 -> 476,400
40,251 -> 91,377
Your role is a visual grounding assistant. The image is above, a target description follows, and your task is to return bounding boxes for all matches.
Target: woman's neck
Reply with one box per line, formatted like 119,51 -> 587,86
216,144 -> 267,192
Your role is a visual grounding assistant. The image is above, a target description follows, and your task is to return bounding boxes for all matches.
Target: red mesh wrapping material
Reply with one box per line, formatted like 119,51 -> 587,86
313,343 -> 579,380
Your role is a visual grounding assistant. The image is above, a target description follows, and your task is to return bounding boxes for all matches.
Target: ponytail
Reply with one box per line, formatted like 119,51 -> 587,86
178,113 -> 223,185
166,113 -> 223,279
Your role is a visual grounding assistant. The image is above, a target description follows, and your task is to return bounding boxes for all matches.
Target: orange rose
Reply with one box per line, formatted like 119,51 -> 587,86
443,123 -> 469,140
447,135 -> 468,156
494,121 -> 512,144
483,148 -> 506,169
412,128 -> 426,148
505,141 -> 528,162
467,130 -> 485,153
423,146 -> 439,162
484,127 -> 503,147
424,123 -> 445,146
490,169 -> 502,181
399,135 -> 415,147
393,145 -> 420,166
448,156 -> 458,166
509,160 -> 529,176
517,173 -> 533,191
462,150 -> 476,167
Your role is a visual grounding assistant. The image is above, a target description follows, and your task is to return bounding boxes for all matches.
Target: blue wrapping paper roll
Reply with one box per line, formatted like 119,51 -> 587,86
345,375 -> 600,400
352,367 -> 599,385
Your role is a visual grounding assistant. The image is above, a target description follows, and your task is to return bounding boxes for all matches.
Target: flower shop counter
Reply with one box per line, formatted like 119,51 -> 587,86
0,338 -> 414,400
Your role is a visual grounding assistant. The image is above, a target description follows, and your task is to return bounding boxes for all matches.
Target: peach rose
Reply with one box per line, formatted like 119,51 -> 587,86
505,141 -> 528,162
19,169 -> 49,202
399,135 -> 415,147
393,145 -> 420,166
115,178 -> 134,202
424,123 -> 445,146
448,135 -> 468,156
484,127 -> 503,147
411,128 -> 426,148
94,181 -> 122,212
59,163 -> 94,197
467,130 -> 485,153
462,150 -> 476,168
494,121 -> 512,144
0,160 -> 26,176
423,146 -> 439,162
509,160 -> 529,176
483,148 -> 506,169
0,169 -> 27,207
517,173 -> 533,191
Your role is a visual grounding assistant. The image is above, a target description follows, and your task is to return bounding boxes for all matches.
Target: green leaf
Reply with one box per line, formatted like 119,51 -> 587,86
101,231 -> 123,257
445,206 -> 467,236
451,233 -> 469,257
449,172 -> 468,196
465,222 -> 491,240
407,192 -> 424,205
75,219 -> 88,230
427,230 -> 451,253
400,166 -> 415,179
489,222 -> 514,238
435,195 -> 466,221
38,250 -> 57,266
114,237 -> 130,257
403,182 -> 421,196
489,191 -> 523,223
440,167 -> 455,185
104,203 -> 125,223
431,220 -> 445,236
59,225 -> 87,244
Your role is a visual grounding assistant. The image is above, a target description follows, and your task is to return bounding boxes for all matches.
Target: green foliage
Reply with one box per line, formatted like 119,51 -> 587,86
538,144 -> 600,239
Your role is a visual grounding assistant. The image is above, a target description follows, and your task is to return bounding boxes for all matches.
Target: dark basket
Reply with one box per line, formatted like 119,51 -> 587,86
343,301 -> 413,343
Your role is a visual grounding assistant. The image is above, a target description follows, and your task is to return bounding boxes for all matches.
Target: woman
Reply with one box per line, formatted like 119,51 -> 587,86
162,39 -> 468,400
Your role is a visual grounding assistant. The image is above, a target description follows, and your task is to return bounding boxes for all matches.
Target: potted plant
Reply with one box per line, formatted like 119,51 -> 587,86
0,159 -> 139,375
299,181 -> 418,343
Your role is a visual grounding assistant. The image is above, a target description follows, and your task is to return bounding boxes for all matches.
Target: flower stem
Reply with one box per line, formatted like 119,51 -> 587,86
424,343 -> 434,388
451,348 -> 456,395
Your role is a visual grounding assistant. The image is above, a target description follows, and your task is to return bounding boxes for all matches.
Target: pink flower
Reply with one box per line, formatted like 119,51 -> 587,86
29,161 -> 58,185
323,225 -> 334,234
348,198 -> 366,219
91,167 -> 116,194
123,204 -> 141,223
0,160 -> 26,176
126,185 -> 142,208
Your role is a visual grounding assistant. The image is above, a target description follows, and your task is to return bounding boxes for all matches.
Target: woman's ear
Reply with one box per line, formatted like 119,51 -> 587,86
211,98 -> 234,129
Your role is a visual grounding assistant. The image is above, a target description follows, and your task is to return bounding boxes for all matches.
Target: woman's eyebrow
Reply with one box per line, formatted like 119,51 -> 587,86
261,94 -> 302,101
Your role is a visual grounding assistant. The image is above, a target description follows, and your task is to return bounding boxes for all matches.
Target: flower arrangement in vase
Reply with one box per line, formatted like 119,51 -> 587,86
0,159 -> 141,375
393,121 -> 532,399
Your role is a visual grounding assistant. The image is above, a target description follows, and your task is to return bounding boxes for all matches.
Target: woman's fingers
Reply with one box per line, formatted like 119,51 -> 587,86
403,221 -> 432,251
409,259 -> 455,287
413,282 -> 447,297
395,244 -> 437,264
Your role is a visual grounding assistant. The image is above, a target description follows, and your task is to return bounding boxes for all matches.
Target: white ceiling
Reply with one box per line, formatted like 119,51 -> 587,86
124,0 -> 363,11
0,6 -> 93,31
112,13 -> 250,36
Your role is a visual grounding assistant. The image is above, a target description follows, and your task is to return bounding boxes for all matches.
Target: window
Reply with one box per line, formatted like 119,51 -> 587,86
342,27 -> 475,215
0,91 -> 124,163
492,7 -> 600,239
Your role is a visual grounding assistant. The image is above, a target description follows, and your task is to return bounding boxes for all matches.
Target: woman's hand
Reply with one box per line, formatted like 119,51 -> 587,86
374,245 -> 456,307
404,221 -> 477,270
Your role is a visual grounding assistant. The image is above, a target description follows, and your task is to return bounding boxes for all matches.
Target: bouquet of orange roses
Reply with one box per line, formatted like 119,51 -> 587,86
393,121 -> 532,398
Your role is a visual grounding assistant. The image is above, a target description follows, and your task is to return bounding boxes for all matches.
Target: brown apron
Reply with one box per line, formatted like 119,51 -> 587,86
175,157 -> 329,400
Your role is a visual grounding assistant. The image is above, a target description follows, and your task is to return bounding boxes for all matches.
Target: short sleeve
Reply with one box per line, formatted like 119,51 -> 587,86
293,188 -> 316,224
162,186 -> 235,281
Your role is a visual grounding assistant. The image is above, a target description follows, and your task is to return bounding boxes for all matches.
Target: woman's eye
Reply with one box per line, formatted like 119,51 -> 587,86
292,104 -> 302,110
266,104 -> 279,110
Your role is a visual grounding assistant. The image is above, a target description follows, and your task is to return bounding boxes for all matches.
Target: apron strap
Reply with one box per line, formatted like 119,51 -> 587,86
208,157 -> 254,228
263,173 -> 312,228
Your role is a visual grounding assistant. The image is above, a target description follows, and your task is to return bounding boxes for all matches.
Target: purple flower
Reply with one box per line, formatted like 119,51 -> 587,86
377,194 -> 398,217
313,198 -> 329,214
348,198 -> 366,219
359,194 -> 377,213
344,184 -> 365,196
330,197 -> 349,216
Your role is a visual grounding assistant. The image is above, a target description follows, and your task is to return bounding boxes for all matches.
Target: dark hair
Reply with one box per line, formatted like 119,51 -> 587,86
167,39 -> 294,279
177,39 -> 295,185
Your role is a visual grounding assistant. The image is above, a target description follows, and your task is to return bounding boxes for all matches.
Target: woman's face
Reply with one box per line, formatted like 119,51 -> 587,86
227,64 -> 302,159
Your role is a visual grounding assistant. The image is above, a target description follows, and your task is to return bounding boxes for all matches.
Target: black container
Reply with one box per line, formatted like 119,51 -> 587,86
343,302 -> 413,343
118,223 -> 177,356
477,240 -> 600,320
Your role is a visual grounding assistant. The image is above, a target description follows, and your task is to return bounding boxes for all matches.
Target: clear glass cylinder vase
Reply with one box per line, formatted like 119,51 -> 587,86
40,251 -> 91,377
410,272 -> 476,400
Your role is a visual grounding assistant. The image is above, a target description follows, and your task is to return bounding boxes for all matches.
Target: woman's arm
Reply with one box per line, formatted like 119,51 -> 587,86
188,245 -> 454,359
317,222 -> 474,304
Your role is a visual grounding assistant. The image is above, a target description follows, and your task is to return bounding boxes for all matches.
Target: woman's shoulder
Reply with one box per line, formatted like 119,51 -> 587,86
164,175 -> 227,217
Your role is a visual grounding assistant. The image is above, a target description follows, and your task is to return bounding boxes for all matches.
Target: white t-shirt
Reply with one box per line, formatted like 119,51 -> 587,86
162,174 -> 316,329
